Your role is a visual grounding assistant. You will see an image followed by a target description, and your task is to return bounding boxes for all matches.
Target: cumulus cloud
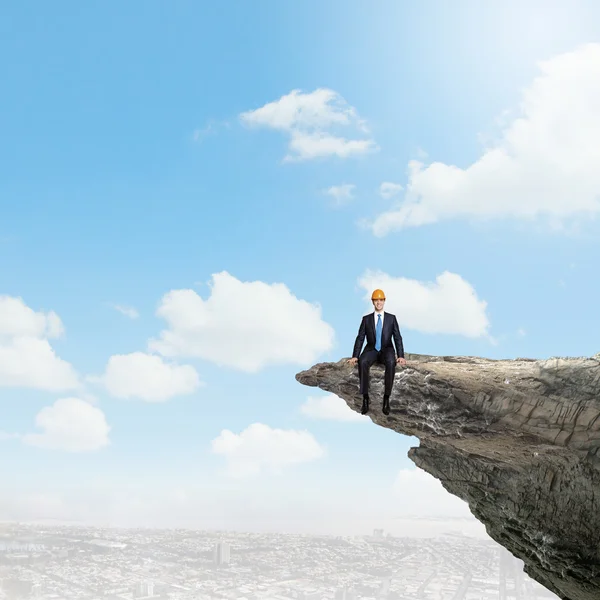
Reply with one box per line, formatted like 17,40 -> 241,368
95,351 -> 202,402
22,397 -> 110,452
287,132 -> 375,161
300,394 -> 367,422
0,295 -> 64,338
0,295 -> 79,391
323,184 -> 356,207
357,269 -> 490,338
239,88 -> 378,161
392,468 -> 472,518
211,423 -> 325,477
148,271 -> 334,372
369,43 -> 600,235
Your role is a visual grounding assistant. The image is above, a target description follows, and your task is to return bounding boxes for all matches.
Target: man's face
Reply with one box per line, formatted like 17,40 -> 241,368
373,298 -> 385,311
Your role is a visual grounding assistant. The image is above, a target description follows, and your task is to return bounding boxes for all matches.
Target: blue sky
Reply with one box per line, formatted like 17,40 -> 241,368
1,1 -> 600,533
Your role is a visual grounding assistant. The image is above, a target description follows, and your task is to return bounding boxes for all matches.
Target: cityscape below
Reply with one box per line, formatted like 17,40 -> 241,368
0,522 -> 558,600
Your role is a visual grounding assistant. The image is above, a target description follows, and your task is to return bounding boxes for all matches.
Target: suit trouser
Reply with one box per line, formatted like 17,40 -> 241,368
358,347 -> 396,396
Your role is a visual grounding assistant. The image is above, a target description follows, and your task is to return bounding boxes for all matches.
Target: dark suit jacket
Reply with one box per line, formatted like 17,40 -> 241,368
352,312 -> 404,359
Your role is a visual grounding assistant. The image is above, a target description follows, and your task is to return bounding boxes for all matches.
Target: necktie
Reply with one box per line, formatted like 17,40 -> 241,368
375,314 -> 382,351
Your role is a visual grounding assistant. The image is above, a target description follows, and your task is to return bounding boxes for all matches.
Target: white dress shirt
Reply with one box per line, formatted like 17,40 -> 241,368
374,310 -> 384,329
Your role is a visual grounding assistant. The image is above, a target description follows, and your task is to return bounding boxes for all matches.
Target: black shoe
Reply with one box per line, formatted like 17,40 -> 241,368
382,395 -> 390,415
361,395 -> 369,415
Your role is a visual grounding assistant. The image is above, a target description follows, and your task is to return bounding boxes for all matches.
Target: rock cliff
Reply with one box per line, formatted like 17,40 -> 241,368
295,352 -> 600,600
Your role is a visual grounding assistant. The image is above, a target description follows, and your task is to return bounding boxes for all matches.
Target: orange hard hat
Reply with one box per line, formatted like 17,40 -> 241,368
371,289 -> 385,300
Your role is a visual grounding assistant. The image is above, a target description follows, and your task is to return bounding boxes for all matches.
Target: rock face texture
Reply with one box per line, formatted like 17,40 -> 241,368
295,353 -> 600,600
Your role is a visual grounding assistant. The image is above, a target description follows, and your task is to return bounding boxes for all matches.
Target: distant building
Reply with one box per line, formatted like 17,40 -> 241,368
373,528 -> 384,538
498,547 -> 525,600
379,575 -> 391,596
133,580 -> 154,597
213,541 -> 231,565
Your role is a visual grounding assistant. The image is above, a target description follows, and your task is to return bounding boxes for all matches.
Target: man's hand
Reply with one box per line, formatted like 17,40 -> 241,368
396,357 -> 407,366
347,357 -> 358,365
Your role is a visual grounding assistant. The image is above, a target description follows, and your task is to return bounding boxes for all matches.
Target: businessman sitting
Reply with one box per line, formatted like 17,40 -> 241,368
347,289 -> 406,416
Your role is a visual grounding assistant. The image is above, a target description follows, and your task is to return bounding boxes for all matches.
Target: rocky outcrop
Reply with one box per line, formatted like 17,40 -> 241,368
295,353 -> 600,600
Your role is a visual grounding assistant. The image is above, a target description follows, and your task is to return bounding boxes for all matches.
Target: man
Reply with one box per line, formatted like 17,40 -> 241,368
347,289 -> 406,416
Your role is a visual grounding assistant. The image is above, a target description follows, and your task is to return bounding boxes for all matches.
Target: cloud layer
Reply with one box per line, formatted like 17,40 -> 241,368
240,88 -> 378,161
211,422 -> 325,477
22,397 -> 110,452
370,43 -> 600,235
100,352 -> 202,402
357,270 -> 490,338
148,271 -> 335,372
0,296 -> 79,391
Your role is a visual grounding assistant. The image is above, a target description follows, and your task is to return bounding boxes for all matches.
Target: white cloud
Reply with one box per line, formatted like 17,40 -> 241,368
369,43 -> 600,236
379,182 -> 403,199
300,394 -> 368,422
22,397 -> 110,452
358,269 -> 491,338
111,304 -> 139,319
239,88 -> 378,161
287,131 -> 375,162
0,296 -> 79,391
0,337 -> 80,391
0,295 -> 64,338
240,88 -> 364,131
98,351 -> 202,402
148,271 -> 335,372
211,422 -> 325,477
323,184 -> 355,207
392,468 -> 472,518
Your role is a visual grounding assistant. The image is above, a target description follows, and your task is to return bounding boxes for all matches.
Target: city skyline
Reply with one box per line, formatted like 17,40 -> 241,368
0,521 -> 558,599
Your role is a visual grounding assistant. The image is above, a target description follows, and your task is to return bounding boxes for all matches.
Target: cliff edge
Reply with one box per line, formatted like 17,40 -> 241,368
295,352 -> 600,600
